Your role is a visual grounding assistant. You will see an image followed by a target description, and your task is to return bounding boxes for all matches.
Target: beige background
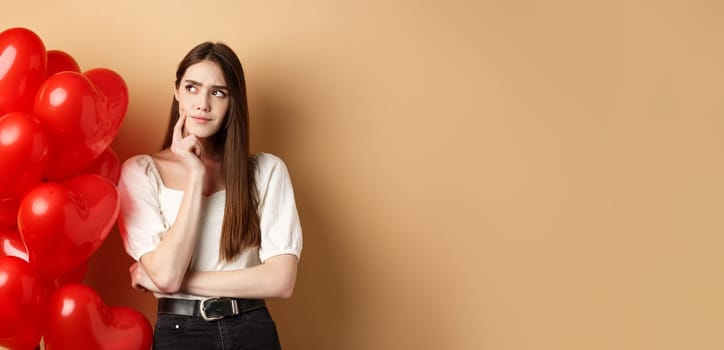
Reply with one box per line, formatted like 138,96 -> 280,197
2,0 -> 723,349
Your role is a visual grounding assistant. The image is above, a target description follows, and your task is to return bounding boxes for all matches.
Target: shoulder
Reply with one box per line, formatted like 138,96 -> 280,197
255,152 -> 286,168
121,154 -> 154,174
119,154 -> 164,187
122,151 -> 175,173
254,152 -> 293,184
254,152 -> 290,176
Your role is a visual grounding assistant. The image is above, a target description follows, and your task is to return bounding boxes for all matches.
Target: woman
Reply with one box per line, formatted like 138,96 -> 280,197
117,42 -> 302,349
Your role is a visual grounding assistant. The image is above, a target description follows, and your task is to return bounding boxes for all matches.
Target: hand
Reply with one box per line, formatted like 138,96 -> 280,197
170,112 -> 205,172
129,262 -> 162,294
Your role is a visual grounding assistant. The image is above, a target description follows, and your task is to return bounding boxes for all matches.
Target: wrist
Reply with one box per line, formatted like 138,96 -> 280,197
187,167 -> 206,182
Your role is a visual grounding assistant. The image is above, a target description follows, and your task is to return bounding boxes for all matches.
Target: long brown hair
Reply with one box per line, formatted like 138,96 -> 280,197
162,42 -> 260,261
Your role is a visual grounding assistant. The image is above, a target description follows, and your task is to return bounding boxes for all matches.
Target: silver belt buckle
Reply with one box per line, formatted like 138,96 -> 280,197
200,297 -> 239,321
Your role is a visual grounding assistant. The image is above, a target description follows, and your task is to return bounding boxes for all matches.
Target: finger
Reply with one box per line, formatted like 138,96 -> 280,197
173,112 -> 186,141
190,136 -> 205,158
179,134 -> 203,158
132,283 -> 148,292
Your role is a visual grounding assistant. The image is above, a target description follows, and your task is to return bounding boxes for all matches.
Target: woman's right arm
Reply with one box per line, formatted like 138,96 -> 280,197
137,170 -> 204,293
136,115 -> 207,293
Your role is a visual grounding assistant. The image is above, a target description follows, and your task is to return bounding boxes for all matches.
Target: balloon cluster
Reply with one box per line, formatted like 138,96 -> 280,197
0,28 -> 152,349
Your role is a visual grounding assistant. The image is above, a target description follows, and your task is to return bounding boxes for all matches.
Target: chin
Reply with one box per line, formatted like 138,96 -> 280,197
187,127 -> 222,139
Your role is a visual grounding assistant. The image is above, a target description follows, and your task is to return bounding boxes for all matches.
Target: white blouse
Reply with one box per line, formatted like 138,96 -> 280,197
117,152 -> 302,300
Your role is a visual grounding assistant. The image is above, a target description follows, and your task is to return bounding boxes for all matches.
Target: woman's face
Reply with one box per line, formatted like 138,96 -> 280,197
174,60 -> 229,139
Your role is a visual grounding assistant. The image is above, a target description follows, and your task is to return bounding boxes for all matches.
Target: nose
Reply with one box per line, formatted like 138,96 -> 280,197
194,93 -> 210,112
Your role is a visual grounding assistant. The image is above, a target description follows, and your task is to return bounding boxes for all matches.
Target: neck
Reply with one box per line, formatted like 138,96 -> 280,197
198,137 -> 223,161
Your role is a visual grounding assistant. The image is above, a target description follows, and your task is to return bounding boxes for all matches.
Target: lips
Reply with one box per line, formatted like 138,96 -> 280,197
190,116 -> 212,123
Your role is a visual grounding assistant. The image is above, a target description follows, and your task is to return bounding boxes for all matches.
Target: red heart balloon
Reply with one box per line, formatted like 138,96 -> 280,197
0,229 -> 28,261
0,27 -> 47,115
0,112 -> 49,201
0,198 -> 20,230
18,174 -> 119,279
0,256 -> 47,350
44,283 -> 153,350
0,228 -> 85,290
82,147 -> 121,184
85,68 -> 128,130
33,68 -> 128,180
46,49 -> 80,78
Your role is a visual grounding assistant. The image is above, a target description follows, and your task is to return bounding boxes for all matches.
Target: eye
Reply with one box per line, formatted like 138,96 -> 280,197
212,89 -> 227,98
185,85 -> 198,93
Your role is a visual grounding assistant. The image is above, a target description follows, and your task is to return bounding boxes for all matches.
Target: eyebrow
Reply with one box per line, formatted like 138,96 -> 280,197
184,79 -> 228,90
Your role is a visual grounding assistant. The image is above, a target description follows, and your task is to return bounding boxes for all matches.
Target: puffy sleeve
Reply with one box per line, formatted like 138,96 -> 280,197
256,153 -> 303,263
117,155 -> 169,261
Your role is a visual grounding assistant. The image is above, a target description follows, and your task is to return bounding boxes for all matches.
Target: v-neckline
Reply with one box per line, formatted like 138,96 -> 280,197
145,155 -> 226,198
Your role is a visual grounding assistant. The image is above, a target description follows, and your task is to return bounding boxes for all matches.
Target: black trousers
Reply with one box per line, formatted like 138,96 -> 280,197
152,306 -> 281,350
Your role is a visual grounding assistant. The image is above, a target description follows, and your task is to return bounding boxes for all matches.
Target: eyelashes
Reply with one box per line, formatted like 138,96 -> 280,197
184,84 -> 227,98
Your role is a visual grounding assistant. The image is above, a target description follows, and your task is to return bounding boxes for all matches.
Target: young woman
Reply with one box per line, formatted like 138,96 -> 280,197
117,42 -> 302,349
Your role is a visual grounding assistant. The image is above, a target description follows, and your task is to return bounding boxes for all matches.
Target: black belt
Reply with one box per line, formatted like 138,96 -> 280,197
158,297 -> 265,321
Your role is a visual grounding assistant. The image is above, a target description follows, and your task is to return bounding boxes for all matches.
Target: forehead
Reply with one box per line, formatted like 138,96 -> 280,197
182,60 -> 227,86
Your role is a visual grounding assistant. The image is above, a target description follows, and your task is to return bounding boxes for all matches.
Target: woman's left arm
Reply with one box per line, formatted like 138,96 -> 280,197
129,254 -> 298,298
170,155 -> 301,299
180,254 -> 299,299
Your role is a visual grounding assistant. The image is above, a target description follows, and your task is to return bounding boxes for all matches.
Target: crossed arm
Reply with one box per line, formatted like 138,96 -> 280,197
130,253 -> 298,299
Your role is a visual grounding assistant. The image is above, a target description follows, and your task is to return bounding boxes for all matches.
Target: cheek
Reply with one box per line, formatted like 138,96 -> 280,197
177,90 -> 193,105
216,100 -> 230,116
175,98 -> 185,112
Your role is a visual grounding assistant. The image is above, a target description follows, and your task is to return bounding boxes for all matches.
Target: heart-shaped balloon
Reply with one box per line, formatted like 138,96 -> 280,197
85,68 -> 129,128
18,174 -> 119,279
44,283 -> 153,350
0,112 -> 49,201
82,147 -> 121,184
0,229 -> 28,261
33,68 -> 128,180
46,49 -> 80,78
0,256 -> 47,350
0,27 -> 47,115
0,228 -> 86,288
